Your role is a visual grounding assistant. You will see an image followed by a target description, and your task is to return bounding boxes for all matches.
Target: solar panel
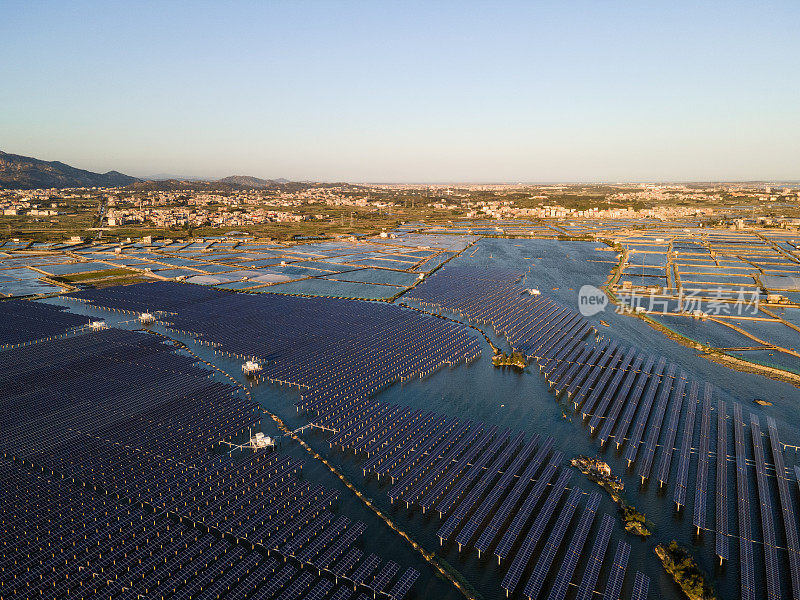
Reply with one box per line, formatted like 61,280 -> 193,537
624,362 -> 674,467
545,492 -> 601,600
418,426 -> 501,512
523,486 -> 588,599
551,342 -> 597,395
715,399 -> 729,561
631,571 -> 650,600
637,362 -> 678,482
301,578 -> 334,600
733,403 -> 755,600
454,434 -> 540,551
275,571 -> 315,600
750,414 -> 780,600
500,469 -> 571,594
562,340 -> 610,399
588,348 -> 639,433
370,560 -> 399,592
437,433 -> 524,536
250,563 -> 297,600
435,429 -> 516,517
602,540 -> 630,600
331,548 -> 362,578
314,522 -> 366,571
474,436 -> 554,556
614,356 -> 665,451
570,340 -> 620,408
545,338 -> 589,386
387,568 -> 419,600
494,452 -> 563,562
767,416 -> 800,600
673,378 -> 700,507
350,553 -> 381,585
328,588 -> 354,600
595,353 -> 648,444
692,389 -> 712,523
653,370 -> 686,485
574,514 -> 613,600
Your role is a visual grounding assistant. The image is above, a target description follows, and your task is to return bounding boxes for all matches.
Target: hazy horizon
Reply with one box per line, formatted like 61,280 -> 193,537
2,1 -> 798,182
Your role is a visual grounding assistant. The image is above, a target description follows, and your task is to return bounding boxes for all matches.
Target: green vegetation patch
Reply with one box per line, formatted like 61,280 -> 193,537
656,541 -> 716,600
52,268 -> 136,283
492,350 -> 527,369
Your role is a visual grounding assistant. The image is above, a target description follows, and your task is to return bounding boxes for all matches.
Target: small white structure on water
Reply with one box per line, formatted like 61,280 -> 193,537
242,360 -> 262,376
418,273 -> 425,280
139,312 -> 156,325
89,320 -> 107,330
250,432 -> 273,449
526,288 -> 541,295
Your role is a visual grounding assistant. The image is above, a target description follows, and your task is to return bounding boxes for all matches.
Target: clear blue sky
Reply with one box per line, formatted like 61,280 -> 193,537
2,1 -> 798,182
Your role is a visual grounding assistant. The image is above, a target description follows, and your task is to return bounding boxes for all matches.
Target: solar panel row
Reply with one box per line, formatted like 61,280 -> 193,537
0,327 -> 414,600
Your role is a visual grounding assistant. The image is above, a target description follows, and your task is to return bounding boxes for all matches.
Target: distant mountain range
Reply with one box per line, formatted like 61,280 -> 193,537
218,175 -> 291,187
0,151 -> 140,190
0,150 -> 294,190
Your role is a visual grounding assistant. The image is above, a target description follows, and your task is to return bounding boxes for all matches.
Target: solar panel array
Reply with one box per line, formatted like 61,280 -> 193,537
733,403 -> 756,600
0,327 -> 417,600
63,281 -> 658,599
67,281 -> 482,423
715,400 -> 729,562
408,263 -> 800,600
21,260 -> 793,600
0,298 -> 92,348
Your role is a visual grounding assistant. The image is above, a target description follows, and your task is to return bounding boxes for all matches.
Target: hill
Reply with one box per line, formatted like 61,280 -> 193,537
217,175 -> 284,188
0,150 -> 139,189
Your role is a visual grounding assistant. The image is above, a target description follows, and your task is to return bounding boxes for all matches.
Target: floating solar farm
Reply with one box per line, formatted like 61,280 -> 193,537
3,227 -> 800,600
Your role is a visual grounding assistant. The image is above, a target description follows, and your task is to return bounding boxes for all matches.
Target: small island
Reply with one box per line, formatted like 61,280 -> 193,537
492,351 -> 527,370
655,541 -> 716,600
754,399 -> 773,406
571,456 -> 624,501
571,455 -> 651,537
620,504 -> 651,537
